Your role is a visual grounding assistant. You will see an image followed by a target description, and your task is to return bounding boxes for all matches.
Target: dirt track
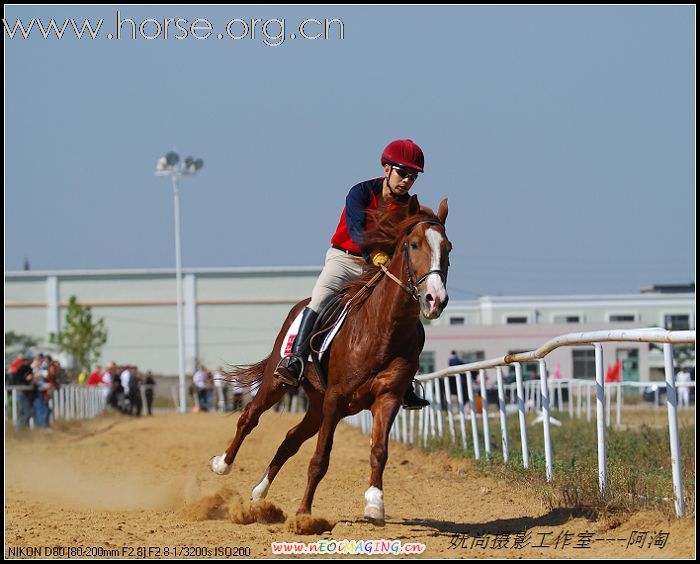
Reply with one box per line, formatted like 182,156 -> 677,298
5,411 -> 695,559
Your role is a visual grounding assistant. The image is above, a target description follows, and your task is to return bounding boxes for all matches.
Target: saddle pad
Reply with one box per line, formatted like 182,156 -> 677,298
280,303 -> 350,361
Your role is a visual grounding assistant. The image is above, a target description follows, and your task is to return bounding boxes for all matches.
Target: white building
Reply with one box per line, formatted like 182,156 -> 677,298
6,267 -> 320,375
6,269 -> 694,382
422,287 -> 694,382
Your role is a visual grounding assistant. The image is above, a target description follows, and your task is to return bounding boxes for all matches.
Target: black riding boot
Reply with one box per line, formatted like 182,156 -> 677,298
402,380 -> 430,410
274,307 -> 319,387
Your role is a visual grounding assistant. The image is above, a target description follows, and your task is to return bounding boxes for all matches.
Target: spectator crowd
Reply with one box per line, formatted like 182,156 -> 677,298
7,354 -> 296,430
6,353 -> 157,430
190,365 -> 248,413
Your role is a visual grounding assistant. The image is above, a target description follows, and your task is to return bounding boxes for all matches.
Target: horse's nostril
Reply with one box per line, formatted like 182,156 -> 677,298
442,296 -> 449,309
425,293 -> 434,303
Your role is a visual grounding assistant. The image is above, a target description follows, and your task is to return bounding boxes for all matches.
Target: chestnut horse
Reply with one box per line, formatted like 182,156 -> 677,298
209,195 -> 451,524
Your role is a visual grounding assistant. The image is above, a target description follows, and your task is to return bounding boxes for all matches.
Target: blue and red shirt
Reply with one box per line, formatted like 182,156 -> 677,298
330,178 -> 409,255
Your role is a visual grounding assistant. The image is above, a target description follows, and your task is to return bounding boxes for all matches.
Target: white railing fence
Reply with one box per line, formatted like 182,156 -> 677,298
6,384 -> 107,428
344,328 -> 695,518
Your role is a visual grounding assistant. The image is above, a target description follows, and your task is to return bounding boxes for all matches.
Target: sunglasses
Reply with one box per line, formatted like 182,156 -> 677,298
391,166 -> 420,181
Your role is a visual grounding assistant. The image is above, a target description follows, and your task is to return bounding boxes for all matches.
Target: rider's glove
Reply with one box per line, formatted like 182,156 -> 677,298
371,251 -> 390,267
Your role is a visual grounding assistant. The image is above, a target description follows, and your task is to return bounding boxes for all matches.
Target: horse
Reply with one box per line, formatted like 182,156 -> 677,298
209,194 -> 451,524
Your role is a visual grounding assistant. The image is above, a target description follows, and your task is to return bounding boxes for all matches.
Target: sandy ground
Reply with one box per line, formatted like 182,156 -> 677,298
5,410 -> 695,559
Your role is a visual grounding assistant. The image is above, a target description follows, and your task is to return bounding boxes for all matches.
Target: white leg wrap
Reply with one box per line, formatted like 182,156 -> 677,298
364,486 -> 385,522
209,453 -> 232,475
251,467 -> 271,501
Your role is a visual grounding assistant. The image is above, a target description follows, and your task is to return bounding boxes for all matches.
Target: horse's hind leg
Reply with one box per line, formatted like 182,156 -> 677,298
297,393 -> 346,515
209,374 -> 286,475
252,388 -> 324,501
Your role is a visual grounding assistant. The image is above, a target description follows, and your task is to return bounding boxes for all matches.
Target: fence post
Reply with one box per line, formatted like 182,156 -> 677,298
409,410 -> 416,447
606,381 -> 612,428
594,343 -> 607,495
663,343 -> 685,518
576,381 -> 582,419
496,366 -> 509,463
401,409 -> 408,444
539,359 -> 553,482
479,369 -> 491,454
443,376 -> 456,444
454,374 -> 468,452
586,382 -> 592,422
417,402 -> 424,447
568,380 -> 574,419
466,371 -> 480,459
514,363 -> 529,469
422,384 -> 431,447
427,383 -> 436,439
434,378 -> 444,438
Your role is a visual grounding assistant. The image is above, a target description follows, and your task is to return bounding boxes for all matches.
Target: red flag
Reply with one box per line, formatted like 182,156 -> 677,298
605,360 -> 621,383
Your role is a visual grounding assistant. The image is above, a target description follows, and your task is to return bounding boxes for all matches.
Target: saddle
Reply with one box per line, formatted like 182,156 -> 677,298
277,294 -> 347,394
307,293 -> 347,393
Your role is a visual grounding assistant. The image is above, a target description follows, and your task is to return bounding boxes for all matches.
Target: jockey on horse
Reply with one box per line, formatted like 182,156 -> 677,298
273,139 -> 430,410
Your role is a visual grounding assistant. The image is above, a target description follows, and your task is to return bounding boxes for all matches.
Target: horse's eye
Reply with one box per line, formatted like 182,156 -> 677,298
410,242 -> 419,250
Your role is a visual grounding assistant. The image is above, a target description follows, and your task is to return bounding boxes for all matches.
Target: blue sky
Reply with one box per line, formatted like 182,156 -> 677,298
5,5 -> 695,298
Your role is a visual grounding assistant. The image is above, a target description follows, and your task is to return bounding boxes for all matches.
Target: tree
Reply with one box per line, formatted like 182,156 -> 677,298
5,331 -> 39,351
674,344 -> 695,369
49,295 -> 108,373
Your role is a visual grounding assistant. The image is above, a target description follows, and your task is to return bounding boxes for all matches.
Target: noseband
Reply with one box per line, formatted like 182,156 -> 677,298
380,219 -> 447,300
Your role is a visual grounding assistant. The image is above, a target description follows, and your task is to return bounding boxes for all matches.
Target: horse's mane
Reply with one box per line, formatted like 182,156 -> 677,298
340,199 -> 440,305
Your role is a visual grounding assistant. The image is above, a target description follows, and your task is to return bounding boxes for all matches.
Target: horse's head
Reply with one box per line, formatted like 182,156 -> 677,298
403,195 -> 452,319
359,195 -> 453,319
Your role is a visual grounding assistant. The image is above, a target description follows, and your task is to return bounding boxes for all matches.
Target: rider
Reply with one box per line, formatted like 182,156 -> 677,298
274,139 -> 430,410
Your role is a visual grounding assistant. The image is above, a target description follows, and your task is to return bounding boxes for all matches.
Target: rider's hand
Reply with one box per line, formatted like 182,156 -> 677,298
371,251 -> 389,267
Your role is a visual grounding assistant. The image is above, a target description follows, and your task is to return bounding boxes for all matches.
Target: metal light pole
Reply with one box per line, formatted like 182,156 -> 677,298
156,152 -> 203,413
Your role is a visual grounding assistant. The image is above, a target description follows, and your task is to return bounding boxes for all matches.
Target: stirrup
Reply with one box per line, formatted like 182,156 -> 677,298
274,355 -> 304,387
402,381 -> 430,410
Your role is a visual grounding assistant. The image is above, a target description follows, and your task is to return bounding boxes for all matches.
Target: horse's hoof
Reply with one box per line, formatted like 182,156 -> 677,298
364,486 -> 385,526
365,515 -> 386,527
364,505 -> 386,527
251,467 -> 270,501
208,454 -> 232,475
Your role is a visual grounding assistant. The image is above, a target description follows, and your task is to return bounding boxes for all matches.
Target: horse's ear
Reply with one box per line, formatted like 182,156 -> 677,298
437,198 -> 448,224
408,194 -> 420,216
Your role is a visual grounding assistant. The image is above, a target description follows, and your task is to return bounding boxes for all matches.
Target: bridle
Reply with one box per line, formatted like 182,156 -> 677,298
380,219 -> 447,300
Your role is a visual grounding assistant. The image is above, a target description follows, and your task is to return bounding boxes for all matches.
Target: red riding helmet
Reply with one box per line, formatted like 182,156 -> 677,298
381,139 -> 425,173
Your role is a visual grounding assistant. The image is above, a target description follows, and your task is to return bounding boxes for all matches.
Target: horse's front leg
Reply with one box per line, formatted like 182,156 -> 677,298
364,394 -> 401,526
296,393 -> 346,515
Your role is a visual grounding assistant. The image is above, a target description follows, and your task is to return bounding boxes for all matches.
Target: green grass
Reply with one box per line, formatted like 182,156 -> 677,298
418,412 -> 695,519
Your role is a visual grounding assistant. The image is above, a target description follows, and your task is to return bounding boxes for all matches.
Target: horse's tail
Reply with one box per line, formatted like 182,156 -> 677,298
223,355 -> 270,391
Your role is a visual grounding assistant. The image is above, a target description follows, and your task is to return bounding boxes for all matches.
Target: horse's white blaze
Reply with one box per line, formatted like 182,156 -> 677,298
424,228 -> 447,315
210,453 -> 232,475
252,467 -> 271,501
364,486 -> 385,521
